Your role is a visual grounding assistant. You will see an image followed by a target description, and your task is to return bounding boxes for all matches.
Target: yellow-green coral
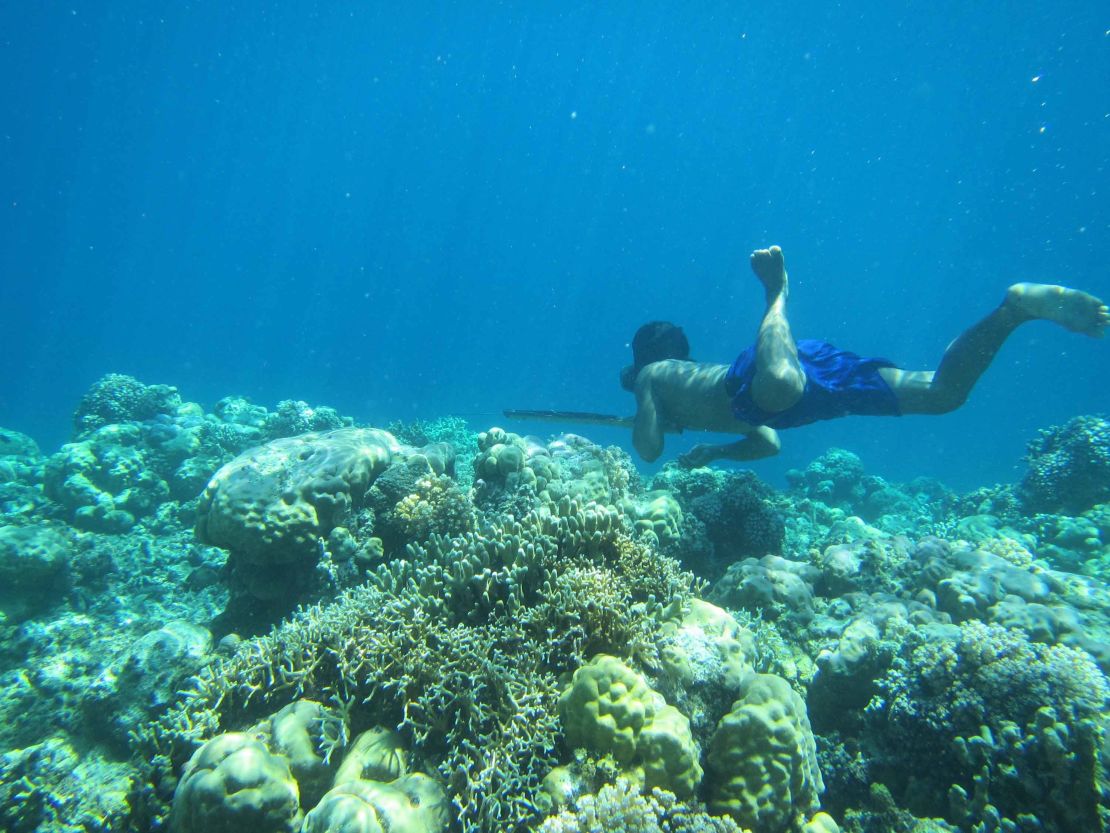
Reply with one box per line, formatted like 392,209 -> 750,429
171,732 -> 303,833
302,774 -> 449,833
560,655 -> 661,764
558,655 -> 702,797
251,699 -> 345,808
634,704 -> 703,797
707,673 -> 823,833
658,599 -> 755,691
334,727 -> 408,785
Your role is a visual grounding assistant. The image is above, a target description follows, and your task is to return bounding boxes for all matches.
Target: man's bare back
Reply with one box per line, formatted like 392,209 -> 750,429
625,245 -> 1108,467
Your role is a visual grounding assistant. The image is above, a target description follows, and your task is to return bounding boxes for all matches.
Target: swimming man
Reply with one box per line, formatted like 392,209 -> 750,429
620,246 -> 1108,468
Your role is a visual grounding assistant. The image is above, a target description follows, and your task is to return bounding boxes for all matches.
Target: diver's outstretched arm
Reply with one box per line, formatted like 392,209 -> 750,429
678,426 -> 780,469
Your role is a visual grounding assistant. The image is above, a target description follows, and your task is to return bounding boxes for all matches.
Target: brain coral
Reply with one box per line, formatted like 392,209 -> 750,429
707,673 -> 824,833
195,427 -> 400,597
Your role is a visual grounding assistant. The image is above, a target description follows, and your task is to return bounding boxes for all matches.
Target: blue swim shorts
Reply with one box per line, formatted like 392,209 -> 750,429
725,339 -> 901,429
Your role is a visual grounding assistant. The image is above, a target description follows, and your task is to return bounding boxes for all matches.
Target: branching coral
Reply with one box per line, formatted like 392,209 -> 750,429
868,620 -> 1110,829
138,485 -> 698,833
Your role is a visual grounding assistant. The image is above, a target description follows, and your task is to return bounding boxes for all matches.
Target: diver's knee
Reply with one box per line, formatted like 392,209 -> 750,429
751,371 -> 805,414
918,388 -> 966,415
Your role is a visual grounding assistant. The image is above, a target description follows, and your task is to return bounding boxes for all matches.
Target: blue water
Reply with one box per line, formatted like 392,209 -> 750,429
2,3 -> 1107,489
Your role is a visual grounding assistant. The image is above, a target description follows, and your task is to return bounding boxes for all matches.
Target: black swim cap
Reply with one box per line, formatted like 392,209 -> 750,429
620,321 -> 690,390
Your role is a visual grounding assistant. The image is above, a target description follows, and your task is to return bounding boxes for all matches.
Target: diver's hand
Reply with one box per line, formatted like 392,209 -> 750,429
678,444 -> 717,469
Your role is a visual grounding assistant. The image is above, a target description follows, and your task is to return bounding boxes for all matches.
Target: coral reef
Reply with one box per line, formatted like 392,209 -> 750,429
1020,414 -> 1110,515
171,731 -> 304,833
4,379 -> 1110,833
558,654 -> 703,797
652,465 -> 786,579
74,374 -> 183,439
865,620 -> 1109,832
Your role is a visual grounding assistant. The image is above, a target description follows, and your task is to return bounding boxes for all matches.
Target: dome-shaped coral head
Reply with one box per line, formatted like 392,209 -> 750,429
620,321 -> 691,391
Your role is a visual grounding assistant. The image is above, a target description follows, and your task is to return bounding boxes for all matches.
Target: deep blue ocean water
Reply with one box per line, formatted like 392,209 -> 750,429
2,3 -> 1107,490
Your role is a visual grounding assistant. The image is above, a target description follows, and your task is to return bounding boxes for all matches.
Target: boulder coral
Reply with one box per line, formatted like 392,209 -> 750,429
302,774 -> 449,833
195,427 -> 401,598
73,373 -> 182,438
171,732 -> 303,833
558,654 -> 703,798
707,673 -> 824,832
0,523 -> 71,622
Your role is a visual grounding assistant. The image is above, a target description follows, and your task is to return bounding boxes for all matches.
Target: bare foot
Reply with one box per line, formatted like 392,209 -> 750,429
1005,282 -> 1110,338
750,245 -> 788,301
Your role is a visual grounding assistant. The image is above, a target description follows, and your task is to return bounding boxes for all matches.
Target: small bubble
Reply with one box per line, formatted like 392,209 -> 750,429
570,111 -> 577,120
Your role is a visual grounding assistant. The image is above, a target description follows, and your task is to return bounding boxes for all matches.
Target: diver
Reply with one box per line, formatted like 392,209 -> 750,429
620,245 -> 1109,468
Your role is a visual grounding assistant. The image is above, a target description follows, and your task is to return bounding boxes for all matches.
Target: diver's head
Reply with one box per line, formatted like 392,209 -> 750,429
619,321 -> 690,391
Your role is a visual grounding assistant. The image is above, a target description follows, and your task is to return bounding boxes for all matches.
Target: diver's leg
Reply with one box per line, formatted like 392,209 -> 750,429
882,283 -> 1109,415
749,246 -> 805,412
